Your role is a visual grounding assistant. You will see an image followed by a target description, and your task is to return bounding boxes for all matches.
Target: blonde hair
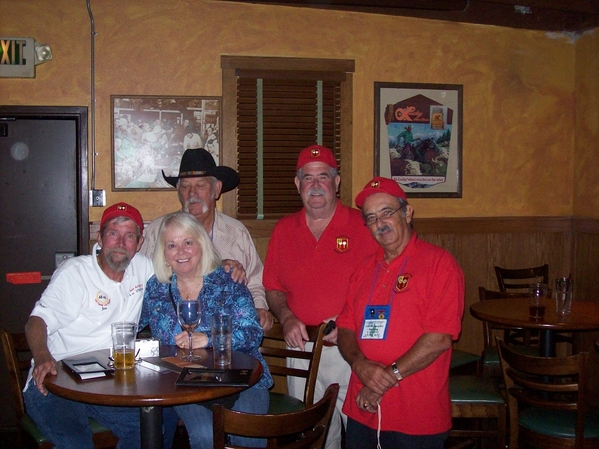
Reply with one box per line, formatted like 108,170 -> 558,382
153,212 -> 221,283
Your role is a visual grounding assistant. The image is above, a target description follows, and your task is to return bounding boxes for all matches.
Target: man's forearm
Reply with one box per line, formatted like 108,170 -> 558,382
392,333 -> 452,378
25,316 -> 51,360
337,328 -> 366,367
265,290 -> 294,324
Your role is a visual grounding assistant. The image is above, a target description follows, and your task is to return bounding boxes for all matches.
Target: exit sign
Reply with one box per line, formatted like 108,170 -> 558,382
0,37 -> 36,78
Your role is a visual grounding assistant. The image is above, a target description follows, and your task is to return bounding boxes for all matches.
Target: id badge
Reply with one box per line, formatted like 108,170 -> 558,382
360,305 -> 390,340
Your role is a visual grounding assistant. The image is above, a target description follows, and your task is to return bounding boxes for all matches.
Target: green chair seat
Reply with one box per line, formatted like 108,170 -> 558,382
268,392 -> 306,414
483,345 -> 539,366
450,349 -> 481,375
520,407 -> 599,438
21,414 -> 49,445
449,375 -> 504,404
21,413 -> 115,446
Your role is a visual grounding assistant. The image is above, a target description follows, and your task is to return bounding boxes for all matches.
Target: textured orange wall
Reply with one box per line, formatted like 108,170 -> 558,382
574,30 -> 599,218
2,0 -> 593,221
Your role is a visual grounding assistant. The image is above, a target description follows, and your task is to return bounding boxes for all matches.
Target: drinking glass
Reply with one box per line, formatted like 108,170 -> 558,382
529,282 -> 548,319
177,300 -> 202,361
555,277 -> 574,314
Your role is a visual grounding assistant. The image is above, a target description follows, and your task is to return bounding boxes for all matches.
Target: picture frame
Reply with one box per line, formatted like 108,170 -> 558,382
112,95 -> 221,190
374,82 -> 462,198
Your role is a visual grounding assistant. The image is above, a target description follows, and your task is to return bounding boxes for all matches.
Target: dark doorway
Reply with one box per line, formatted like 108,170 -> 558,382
0,106 -> 88,429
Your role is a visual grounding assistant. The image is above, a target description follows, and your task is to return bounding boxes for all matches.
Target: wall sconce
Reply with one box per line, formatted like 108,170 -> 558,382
0,37 -> 52,78
34,42 -> 53,65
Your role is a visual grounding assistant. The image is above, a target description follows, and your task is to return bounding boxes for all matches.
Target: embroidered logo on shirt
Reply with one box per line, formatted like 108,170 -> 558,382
395,275 -> 410,292
130,283 -> 144,296
95,292 -> 110,308
335,236 -> 350,253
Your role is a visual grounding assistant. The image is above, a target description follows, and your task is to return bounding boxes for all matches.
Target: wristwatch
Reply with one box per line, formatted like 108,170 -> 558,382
391,362 -> 403,381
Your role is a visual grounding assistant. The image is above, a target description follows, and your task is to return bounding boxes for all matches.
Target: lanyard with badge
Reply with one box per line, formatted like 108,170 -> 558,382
360,257 -> 408,340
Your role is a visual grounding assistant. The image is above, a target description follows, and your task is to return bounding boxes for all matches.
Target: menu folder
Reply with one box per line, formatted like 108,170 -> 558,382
175,368 -> 252,387
62,356 -> 114,379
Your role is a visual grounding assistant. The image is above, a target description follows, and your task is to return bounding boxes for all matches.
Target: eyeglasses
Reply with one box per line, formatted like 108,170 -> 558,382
363,207 -> 401,226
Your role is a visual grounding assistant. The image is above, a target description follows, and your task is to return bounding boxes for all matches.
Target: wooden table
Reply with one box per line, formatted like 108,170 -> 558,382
45,346 -> 262,449
470,298 -> 599,357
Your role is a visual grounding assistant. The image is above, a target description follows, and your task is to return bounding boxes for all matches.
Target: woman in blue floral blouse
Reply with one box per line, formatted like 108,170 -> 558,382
139,212 -> 272,448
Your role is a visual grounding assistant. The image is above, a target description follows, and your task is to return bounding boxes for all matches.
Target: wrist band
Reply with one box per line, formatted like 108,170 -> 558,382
391,362 -> 403,381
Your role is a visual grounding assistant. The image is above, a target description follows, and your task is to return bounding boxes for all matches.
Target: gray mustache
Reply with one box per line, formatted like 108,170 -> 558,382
375,225 -> 392,236
308,187 -> 326,196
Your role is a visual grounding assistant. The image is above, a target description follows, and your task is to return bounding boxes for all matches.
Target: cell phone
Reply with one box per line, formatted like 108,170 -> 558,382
323,320 -> 336,335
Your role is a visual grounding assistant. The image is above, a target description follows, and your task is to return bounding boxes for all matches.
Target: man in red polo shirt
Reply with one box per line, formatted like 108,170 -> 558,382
263,145 -> 378,449
337,177 -> 464,449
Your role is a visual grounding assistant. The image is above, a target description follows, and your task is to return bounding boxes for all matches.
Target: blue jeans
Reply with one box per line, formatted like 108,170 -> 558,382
162,406 -> 180,449
24,380 -> 141,449
175,386 -> 269,448
346,417 -> 448,449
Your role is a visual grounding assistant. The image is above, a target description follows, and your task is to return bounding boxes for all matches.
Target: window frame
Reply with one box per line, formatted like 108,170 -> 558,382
221,56 -> 354,233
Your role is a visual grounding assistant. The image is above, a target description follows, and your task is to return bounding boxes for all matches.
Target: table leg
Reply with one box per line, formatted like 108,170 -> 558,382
539,329 -> 556,357
141,406 -> 163,449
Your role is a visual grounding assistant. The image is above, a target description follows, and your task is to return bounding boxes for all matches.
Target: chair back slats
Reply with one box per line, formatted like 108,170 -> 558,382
497,338 -> 593,449
213,383 -> 339,449
260,322 -> 326,406
478,287 -> 529,349
494,264 -> 549,293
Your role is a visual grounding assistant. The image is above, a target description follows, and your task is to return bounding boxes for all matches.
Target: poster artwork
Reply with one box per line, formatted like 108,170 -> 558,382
385,94 -> 453,190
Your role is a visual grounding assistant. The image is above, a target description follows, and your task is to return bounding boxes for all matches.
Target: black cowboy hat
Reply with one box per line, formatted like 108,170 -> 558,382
162,148 -> 239,192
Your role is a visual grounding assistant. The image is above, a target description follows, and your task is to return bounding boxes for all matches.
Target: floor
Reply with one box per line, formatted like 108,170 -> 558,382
0,427 -> 191,449
0,425 -> 497,448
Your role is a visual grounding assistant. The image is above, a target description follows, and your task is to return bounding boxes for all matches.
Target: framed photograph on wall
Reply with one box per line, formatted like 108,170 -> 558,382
374,82 -> 462,198
112,95 -> 221,190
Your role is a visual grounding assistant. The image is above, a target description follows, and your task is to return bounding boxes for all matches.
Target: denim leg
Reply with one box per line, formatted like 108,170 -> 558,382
229,386 -> 269,448
162,406 -> 180,449
23,381 -> 94,449
86,404 -> 140,449
174,403 -> 213,449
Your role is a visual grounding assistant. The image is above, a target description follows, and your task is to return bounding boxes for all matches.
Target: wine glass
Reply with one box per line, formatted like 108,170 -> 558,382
177,300 -> 202,361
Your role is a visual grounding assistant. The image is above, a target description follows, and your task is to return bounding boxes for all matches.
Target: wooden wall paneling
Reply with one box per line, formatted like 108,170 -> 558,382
419,233 -> 490,355
572,229 -> 599,404
87,216 -> 599,403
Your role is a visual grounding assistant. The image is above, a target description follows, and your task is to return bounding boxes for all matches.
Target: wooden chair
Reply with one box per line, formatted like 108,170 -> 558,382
497,338 -> 599,449
494,264 -> 549,293
494,264 -> 573,346
259,322 -> 326,414
213,383 -> 339,449
448,374 -> 507,449
0,330 -> 119,449
478,287 -> 539,377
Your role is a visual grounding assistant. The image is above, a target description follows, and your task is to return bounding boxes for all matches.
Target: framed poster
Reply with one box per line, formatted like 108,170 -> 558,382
112,95 -> 221,190
374,83 -> 462,198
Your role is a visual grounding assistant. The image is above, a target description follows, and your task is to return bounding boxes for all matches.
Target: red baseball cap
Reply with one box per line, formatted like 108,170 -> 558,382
296,145 -> 338,171
100,202 -> 144,232
355,176 -> 407,208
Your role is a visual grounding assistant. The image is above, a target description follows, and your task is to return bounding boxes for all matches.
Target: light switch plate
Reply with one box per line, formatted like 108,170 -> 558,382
55,252 -> 76,269
90,189 -> 106,207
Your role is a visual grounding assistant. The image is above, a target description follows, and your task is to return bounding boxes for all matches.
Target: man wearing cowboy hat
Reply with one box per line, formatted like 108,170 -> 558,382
140,148 -> 273,330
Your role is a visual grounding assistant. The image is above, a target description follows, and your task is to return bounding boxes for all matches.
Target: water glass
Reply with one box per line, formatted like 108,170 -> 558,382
211,314 -> 232,367
555,277 -> 574,314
